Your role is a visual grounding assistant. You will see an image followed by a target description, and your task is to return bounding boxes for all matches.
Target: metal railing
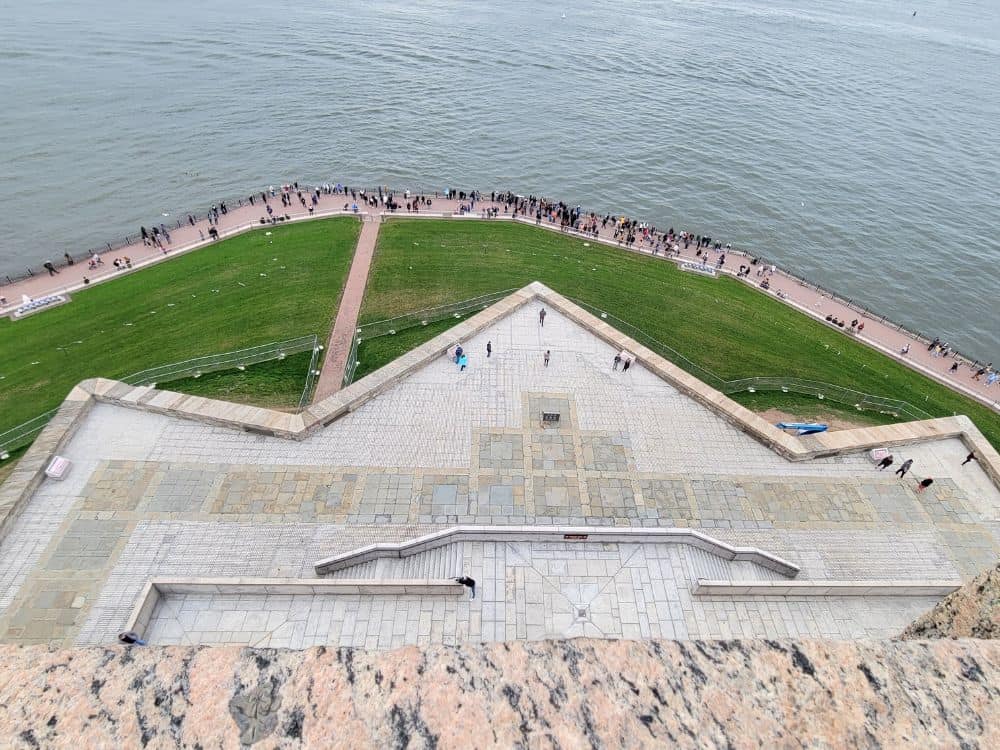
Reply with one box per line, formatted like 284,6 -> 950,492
121,335 -> 319,386
0,409 -> 60,458
298,343 -> 325,408
342,331 -> 362,388
722,377 -> 932,421
567,298 -> 933,421
343,289 -> 518,386
344,291 -> 934,421
0,335 -> 321,455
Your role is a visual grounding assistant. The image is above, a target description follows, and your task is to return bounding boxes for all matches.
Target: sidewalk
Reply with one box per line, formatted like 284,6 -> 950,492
314,216 -> 383,399
2,190 -> 996,412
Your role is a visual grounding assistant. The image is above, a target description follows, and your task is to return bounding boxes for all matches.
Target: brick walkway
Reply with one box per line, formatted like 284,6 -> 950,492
2,190 -> 996,412
314,216 -> 382,400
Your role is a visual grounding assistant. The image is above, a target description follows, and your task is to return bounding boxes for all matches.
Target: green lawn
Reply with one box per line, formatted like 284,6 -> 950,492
0,217 -> 359,432
160,350 -> 315,410
357,219 -> 1000,449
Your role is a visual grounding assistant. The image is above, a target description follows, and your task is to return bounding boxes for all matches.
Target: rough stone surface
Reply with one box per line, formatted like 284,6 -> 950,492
902,562 -> 1000,640
0,639 -> 996,749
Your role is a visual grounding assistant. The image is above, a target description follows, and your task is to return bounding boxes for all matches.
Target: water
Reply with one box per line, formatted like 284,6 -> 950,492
1,0 -> 998,361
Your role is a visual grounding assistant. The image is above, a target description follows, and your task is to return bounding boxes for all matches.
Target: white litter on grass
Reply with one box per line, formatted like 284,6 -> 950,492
265,232 -> 273,236
167,303 -> 175,307
259,273 -> 267,277
272,258 -> 277,261
124,323 -> 133,327
149,311 -> 156,314
584,242 -> 590,247
279,266 -> 286,270
191,294 -> 197,298
212,289 -> 219,293
30,361 -> 40,365
238,282 -> 246,287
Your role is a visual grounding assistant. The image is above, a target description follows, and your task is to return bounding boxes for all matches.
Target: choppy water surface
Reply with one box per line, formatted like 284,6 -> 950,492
1,0 -> 998,360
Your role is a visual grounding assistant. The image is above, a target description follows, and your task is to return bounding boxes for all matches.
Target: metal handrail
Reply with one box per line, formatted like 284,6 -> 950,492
345,292 -> 934,421
358,289 -> 518,338
0,335 -> 320,455
342,289 -> 519,386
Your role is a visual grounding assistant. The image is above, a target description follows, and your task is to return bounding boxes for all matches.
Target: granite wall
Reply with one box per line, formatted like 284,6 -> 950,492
902,561 -> 999,640
0,638 -> 997,749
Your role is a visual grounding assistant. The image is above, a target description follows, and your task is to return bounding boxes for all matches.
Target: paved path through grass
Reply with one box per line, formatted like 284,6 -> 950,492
314,216 -> 382,399
3,188 -> 995,413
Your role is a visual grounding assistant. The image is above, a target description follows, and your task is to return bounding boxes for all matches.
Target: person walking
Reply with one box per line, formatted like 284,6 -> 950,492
43,261 -> 59,276
539,308 -> 547,327
543,350 -> 550,367
613,354 -> 621,371
895,458 -> 914,478
622,358 -> 631,372
459,354 -> 468,371
876,455 -> 894,470
962,451 -> 977,466
916,477 -> 934,493
486,341 -> 492,358
454,576 -> 476,599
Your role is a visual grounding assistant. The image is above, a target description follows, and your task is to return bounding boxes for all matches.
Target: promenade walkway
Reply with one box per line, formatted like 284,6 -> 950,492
314,216 -> 382,399
1,189 -> 996,413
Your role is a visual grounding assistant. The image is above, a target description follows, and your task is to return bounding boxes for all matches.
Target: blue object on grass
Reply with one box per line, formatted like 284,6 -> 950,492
776,422 -> 828,435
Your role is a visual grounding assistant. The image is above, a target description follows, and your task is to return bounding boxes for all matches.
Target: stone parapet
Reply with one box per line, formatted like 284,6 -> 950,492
0,638 -> 996,748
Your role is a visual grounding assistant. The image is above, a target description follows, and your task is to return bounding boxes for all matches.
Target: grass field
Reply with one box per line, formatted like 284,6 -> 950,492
357,219 -> 1000,449
160,350 -> 315,410
0,217 -> 359,432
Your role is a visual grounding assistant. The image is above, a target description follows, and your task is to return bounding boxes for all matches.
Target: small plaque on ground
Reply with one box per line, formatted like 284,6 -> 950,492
541,412 -> 560,424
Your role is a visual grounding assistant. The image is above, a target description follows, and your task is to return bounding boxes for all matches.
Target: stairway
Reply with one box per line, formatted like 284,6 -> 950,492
325,543 -> 464,580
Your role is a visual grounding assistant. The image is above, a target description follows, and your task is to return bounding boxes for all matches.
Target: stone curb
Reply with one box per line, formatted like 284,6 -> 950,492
124,578 -> 465,638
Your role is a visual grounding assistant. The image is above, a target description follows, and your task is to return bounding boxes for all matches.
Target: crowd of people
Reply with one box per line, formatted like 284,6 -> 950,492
18,178 -> 998,401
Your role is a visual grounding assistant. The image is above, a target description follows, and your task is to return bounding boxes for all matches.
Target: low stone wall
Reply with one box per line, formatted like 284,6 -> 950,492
313,525 -> 801,577
694,579 -> 962,596
0,639 -> 996,748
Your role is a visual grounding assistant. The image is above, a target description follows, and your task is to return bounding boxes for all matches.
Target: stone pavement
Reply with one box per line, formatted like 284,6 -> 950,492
140,541 -> 934,649
314,215 -> 382,400
0,303 -> 996,648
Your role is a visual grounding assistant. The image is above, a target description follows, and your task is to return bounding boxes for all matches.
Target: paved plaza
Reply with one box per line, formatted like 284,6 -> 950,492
0,304 -> 998,647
